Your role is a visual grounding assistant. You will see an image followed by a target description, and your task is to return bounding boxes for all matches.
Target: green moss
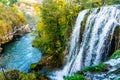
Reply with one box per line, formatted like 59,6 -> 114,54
63,74 -> 85,80
81,63 -> 106,72
30,54 -> 65,69
30,63 -> 37,70
29,62 -> 44,72
0,69 -> 49,80
0,5 -> 26,37
110,50 -> 120,59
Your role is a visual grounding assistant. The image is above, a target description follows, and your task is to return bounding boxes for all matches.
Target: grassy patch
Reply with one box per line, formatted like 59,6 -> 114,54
81,63 -> 107,72
63,74 -> 85,80
110,50 -> 120,59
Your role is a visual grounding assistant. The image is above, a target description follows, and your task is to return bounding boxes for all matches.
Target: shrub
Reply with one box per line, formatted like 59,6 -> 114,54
0,5 -> 26,38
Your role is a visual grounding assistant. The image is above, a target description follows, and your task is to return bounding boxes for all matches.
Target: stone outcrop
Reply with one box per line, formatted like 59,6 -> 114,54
0,24 -> 30,53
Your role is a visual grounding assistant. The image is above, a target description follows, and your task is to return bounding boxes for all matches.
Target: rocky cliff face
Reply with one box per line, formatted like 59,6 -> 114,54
0,24 -> 30,53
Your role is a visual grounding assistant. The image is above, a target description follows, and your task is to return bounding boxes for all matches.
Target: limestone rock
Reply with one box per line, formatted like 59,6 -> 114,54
0,24 -> 31,53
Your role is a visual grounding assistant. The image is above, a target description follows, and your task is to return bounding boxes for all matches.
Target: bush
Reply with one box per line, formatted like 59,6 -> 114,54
0,5 -> 26,37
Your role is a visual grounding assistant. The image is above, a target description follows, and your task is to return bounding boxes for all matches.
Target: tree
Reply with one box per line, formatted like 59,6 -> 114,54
32,0 -> 81,68
0,0 -> 17,6
33,0 -> 67,67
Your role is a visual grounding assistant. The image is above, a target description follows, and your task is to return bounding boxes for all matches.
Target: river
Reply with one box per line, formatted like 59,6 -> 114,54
0,33 -> 41,72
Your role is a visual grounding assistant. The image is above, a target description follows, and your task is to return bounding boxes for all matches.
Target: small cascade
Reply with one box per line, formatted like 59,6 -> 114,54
50,5 -> 120,80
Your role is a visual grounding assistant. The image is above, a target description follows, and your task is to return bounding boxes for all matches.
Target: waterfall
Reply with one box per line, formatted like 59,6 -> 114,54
50,5 -> 120,80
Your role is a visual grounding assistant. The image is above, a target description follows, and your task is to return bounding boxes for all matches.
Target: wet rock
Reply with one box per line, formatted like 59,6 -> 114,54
14,24 -> 31,36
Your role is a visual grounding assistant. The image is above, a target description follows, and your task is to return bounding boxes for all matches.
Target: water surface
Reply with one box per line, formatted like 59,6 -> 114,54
0,34 -> 41,72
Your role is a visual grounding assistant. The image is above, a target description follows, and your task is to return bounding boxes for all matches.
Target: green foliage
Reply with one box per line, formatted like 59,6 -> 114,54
0,0 -> 7,5
0,69 -> 49,80
30,63 -> 37,70
9,0 -> 17,6
81,63 -> 106,72
33,0 -> 66,54
0,0 -> 17,6
0,5 -> 26,37
110,50 -> 120,59
32,0 -> 80,68
63,74 -> 85,80
33,0 -> 120,69
30,63 -> 43,71
104,0 -> 120,5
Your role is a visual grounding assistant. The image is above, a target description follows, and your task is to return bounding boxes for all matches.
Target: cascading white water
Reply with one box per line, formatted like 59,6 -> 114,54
49,10 -> 89,80
50,5 -> 120,80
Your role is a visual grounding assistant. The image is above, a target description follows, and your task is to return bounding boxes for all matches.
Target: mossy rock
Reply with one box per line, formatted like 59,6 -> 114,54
6,69 -> 20,80
37,54 -> 64,69
0,69 -> 20,80
30,63 -> 37,70
29,62 -> 44,72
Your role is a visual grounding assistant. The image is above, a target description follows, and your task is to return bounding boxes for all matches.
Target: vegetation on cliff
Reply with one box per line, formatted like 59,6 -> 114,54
0,2 -> 27,44
0,0 -> 120,80
32,0 -> 120,69
0,3 -> 26,35
0,69 -> 49,80
110,50 -> 120,59
0,0 -> 17,6
32,0 -> 80,68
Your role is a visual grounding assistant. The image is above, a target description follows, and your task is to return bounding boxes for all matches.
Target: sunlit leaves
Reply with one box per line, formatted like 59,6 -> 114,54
31,3 -> 41,14
0,6 -> 26,37
0,0 -> 17,6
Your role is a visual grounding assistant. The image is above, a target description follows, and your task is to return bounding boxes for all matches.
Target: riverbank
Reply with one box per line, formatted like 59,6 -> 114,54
0,24 -> 30,53
0,4 -> 30,53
